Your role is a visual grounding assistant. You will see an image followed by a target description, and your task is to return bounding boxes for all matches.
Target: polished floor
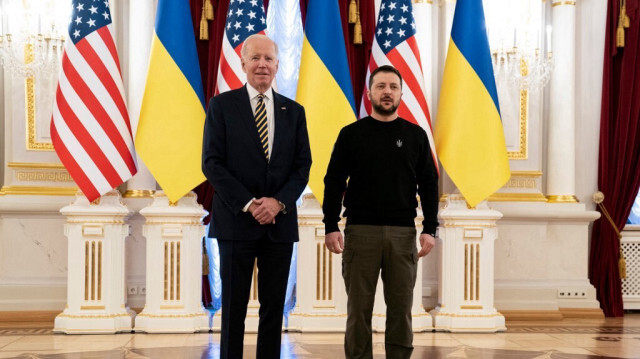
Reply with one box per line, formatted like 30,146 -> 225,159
1,315 -> 640,358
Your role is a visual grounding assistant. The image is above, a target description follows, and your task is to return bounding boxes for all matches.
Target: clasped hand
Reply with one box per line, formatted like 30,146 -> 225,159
248,197 -> 281,225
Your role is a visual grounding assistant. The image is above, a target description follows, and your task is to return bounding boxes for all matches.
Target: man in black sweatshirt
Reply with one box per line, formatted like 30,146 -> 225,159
323,65 -> 439,359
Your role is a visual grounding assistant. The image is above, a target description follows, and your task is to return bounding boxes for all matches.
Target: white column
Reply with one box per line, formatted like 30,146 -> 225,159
126,0 -> 156,198
134,191 -> 210,333
53,191 -> 135,334
430,194 -> 506,332
546,0 -> 577,203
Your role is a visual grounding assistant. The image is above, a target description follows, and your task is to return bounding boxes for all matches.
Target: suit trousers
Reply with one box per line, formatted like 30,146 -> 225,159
342,225 -> 418,359
218,237 -> 294,359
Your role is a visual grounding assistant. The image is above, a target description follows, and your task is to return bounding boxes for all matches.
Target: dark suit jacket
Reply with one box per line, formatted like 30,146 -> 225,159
202,85 -> 311,242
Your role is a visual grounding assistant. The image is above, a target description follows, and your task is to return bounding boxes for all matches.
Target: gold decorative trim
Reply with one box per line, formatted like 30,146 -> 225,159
461,305 -> 483,310
160,305 -> 185,310
316,242 -> 321,301
98,241 -> 103,301
488,193 -> 548,202
67,218 -> 127,224
123,190 -> 156,198
16,170 -> 73,182
413,0 -> 433,3
0,185 -> 77,196
551,1 -> 576,7
508,74 -> 529,159
136,312 -> 208,318
312,305 -> 336,309
80,305 -> 105,310
177,241 -> 181,301
8,162 -> 65,169
547,195 -> 579,203
56,312 -> 132,319
511,171 -> 543,177
24,44 -> 54,151
85,242 -> 90,301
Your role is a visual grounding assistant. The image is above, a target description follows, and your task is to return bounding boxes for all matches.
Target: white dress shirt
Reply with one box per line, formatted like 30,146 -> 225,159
243,84 -> 276,212
246,84 -> 275,158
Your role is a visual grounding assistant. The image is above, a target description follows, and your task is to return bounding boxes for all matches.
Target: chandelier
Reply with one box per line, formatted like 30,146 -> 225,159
484,0 -> 554,90
0,0 -> 67,77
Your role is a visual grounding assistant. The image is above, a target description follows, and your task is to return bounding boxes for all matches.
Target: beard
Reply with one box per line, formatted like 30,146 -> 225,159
371,97 -> 400,116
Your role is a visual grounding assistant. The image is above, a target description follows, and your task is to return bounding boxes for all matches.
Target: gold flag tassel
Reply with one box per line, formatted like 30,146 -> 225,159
205,0 -> 214,21
200,6 -> 209,41
617,0 -> 626,47
593,191 -> 626,279
202,239 -> 210,276
353,0 -> 363,45
622,0 -> 630,28
349,0 -> 357,24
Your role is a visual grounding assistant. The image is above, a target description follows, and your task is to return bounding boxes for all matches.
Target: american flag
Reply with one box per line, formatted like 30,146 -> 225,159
360,0 -> 438,170
215,0 -> 267,94
51,0 -> 137,202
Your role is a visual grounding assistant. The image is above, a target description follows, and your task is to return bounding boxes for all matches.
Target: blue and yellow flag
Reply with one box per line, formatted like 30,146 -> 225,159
296,0 -> 357,204
136,0 -> 206,202
434,0 -> 510,207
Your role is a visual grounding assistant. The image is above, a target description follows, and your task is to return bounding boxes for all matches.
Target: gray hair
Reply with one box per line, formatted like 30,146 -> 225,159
240,34 -> 279,59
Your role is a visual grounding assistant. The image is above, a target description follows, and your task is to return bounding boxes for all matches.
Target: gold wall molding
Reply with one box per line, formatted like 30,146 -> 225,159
24,44 -> 54,151
413,0 -> 433,3
551,1 -> 576,7
489,193 -> 548,202
440,192 -> 548,203
511,171 -> 543,177
507,75 -> 529,160
123,190 -> 156,198
16,170 -> 73,182
547,195 -> 579,203
504,178 -> 536,189
0,185 -> 77,196
8,162 -> 65,169
80,305 -> 105,310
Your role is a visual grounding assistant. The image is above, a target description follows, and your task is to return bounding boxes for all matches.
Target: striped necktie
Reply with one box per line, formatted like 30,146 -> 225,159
255,94 -> 269,159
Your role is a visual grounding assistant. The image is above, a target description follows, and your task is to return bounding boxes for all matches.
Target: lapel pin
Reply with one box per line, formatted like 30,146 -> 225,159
281,106 -> 286,110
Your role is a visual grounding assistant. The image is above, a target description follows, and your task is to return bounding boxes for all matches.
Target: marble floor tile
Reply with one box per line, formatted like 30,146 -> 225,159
0,336 -> 21,350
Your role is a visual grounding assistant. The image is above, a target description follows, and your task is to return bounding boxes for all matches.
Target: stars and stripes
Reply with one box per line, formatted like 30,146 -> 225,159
360,0 -> 438,171
215,0 -> 267,94
51,0 -> 137,202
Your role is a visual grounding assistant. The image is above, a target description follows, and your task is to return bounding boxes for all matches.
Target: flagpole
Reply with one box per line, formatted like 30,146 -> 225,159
125,0 -> 156,199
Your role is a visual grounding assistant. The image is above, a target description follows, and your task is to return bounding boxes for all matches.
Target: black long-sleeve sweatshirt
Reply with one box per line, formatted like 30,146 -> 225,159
322,116 -> 439,235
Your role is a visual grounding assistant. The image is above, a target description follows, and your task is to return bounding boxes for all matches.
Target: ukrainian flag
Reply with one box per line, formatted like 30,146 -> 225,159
136,0 -> 206,202
434,0 -> 510,208
296,0 -> 357,205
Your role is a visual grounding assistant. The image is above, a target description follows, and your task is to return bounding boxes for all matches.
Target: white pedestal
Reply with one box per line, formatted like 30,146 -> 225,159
134,191 -> 210,333
53,191 -> 135,334
430,194 -> 506,332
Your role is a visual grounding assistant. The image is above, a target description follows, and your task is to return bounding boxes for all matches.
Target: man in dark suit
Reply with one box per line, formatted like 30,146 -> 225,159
202,34 -> 311,359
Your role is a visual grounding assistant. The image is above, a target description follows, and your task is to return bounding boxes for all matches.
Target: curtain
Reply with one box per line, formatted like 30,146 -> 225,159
589,0 -> 640,317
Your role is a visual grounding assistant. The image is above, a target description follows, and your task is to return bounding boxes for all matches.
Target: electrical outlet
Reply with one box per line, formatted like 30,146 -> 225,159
139,286 -> 147,295
127,285 -> 138,295
557,289 -> 587,298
